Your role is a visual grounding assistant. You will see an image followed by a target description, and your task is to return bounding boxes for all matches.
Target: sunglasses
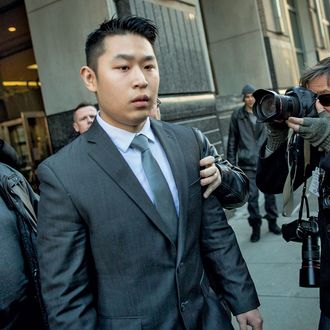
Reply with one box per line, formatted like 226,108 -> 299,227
318,94 -> 330,107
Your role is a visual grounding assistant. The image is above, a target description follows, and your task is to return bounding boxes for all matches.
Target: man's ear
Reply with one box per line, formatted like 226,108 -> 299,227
80,66 -> 97,92
73,122 -> 80,133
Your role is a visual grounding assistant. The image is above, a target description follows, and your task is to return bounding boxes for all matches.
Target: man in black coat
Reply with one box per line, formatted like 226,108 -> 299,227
227,84 -> 280,242
256,57 -> 330,330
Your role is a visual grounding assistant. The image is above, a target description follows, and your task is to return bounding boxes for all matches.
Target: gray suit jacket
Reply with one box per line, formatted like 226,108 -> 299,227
37,118 -> 259,329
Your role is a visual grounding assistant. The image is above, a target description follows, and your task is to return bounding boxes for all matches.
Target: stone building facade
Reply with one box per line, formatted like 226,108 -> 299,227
2,0 -> 330,154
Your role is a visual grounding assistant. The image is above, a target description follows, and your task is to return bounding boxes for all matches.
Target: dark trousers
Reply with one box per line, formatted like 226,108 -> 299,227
319,312 -> 330,330
244,169 -> 278,227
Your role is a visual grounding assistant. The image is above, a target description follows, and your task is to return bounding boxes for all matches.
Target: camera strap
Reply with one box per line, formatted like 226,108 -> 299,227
283,129 -> 297,216
294,153 -> 310,225
298,139 -> 311,221
283,131 -> 311,217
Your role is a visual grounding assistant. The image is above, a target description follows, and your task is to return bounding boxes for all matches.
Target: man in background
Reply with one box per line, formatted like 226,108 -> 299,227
73,102 -> 98,134
227,84 -> 280,242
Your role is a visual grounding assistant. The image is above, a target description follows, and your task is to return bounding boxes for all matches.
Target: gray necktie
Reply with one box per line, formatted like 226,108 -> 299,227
131,134 -> 178,240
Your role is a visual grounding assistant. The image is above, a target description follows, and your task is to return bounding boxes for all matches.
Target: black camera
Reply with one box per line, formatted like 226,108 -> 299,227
282,216 -> 320,287
252,86 -> 318,122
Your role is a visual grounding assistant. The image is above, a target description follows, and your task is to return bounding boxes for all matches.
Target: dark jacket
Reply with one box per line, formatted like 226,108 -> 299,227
0,139 -> 19,169
256,136 -> 330,317
37,119 -> 259,329
227,106 -> 266,170
318,153 -> 330,318
0,139 -> 48,329
193,128 -> 248,209
0,163 -> 48,329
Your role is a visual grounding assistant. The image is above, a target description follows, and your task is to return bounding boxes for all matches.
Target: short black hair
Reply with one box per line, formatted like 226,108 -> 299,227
73,102 -> 97,121
85,16 -> 158,73
74,102 -> 94,112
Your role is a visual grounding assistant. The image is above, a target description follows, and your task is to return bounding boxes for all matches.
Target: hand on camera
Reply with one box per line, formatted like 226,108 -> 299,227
265,121 -> 289,152
287,111 -> 330,152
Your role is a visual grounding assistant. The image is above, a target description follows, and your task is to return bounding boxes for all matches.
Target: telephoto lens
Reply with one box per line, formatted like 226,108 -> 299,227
299,234 -> 320,287
252,87 -> 317,122
252,89 -> 299,122
282,216 -> 320,287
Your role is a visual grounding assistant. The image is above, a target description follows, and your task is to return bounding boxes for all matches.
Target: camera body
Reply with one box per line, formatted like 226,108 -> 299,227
252,86 -> 318,122
282,216 -> 320,287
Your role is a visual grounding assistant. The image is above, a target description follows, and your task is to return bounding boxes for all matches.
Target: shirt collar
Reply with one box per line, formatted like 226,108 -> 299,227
96,115 -> 156,153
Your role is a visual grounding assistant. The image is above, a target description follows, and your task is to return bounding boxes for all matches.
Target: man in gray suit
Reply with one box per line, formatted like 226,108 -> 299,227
37,16 -> 262,329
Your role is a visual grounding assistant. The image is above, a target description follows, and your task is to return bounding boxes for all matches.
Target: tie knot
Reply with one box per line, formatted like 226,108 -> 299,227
131,134 -> 149,152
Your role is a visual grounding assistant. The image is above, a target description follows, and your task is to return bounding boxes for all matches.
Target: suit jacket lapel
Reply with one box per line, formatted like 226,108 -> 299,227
84,121 -> 177,245
150,119 -> 189,262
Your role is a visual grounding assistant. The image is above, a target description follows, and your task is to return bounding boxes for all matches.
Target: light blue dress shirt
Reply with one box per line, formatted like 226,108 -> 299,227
97,115 -> 180,215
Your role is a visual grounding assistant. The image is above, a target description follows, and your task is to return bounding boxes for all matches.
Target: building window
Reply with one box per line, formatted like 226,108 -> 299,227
321,0 -> 330,49
287,0 -> 305,73
309,0 -> 330,49
271,0 -> 285,33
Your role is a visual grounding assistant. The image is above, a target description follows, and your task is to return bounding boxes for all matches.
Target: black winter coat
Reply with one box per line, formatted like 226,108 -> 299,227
256,137 -> 330,317
0,163 -> 48,329
0,139 -> 48,329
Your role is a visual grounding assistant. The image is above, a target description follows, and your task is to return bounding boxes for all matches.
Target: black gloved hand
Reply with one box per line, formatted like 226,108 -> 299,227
265,121 -> 289,152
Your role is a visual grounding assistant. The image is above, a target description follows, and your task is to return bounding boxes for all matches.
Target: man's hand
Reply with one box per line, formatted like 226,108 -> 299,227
287,111 -> 330,152
265,121 -> 289,152
235,309 -> 263,330
200,156 -> 221,198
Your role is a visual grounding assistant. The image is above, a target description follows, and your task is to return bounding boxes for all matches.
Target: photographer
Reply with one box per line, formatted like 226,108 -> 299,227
0,139 -> 48,329
227,84 -> 280,243
256,57 -> 330,330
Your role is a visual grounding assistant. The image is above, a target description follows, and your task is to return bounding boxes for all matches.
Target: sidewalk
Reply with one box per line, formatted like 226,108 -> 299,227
228,193 -> 320,330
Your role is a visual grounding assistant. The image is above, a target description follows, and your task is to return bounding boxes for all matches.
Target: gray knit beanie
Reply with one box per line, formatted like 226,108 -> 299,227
241,84 -> 256,96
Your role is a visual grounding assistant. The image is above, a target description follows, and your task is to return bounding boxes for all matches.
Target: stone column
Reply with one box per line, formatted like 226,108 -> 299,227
25,0 -> 116,150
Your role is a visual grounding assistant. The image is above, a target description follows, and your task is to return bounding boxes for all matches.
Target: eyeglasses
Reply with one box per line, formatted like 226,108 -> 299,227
156,98 -> 161,107
318,94 -> 330,107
